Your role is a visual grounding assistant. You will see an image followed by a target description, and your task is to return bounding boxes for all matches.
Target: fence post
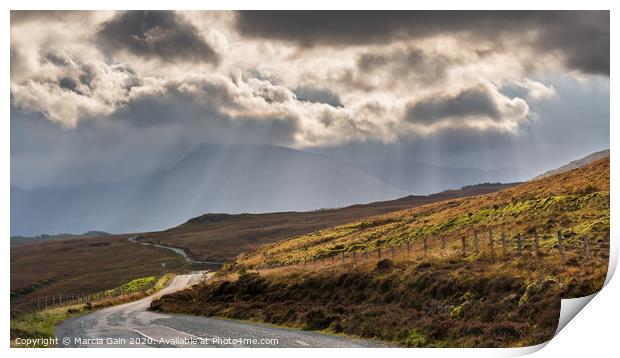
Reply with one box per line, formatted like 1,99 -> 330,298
534,230 -> 540,256
406,241 -> 410,255
353,251 -> 357,263
341,251 -> 345,263
501,231 -> 507,255
488,228 -> 495,258
37,298 -> 40,311
557,231 -> 564,258
461,236 -> 467,256
473,231 -> 480,254
377,248 -> 381,259
516,234 -> 522,256
583,235 -> 590,258
423,238 -> 428,257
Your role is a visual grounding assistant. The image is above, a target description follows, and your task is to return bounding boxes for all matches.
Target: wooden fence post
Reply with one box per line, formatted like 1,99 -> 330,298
501,231 -> 507,255
406,242 -> 410,255
534,230 -> 540,256
488,228 -> 495,258
423,238 -> 428,257
377,248 -> 381,259
473,231 -> 480,254
583,235 -> 590,258
341,251 -> 345,263
461,236 -> 467,256
516,234 -> 522,256
557,231 -> 564,258
37,298 -> 40,311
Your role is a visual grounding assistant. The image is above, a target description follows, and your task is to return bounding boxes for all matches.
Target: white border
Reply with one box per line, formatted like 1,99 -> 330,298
3,1 -> 616,357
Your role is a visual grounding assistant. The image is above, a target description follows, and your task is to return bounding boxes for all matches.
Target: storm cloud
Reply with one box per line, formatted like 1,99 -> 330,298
97,10 -> 219,64
405,85 -> 530,129
236,11 -> 609,76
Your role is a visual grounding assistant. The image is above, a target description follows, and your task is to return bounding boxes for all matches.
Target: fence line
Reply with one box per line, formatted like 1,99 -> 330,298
12,273 -> 165,314
253,229 -> 608,271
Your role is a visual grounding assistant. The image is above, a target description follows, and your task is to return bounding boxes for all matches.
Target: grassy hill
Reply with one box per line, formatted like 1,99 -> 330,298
151,157 -> 609,347
233,157 -> 609,268
10,235 -> 185,311
139,183 -> 515,262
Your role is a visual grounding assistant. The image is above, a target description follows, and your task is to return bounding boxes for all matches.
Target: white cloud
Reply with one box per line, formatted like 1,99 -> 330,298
8,11 -> 599,146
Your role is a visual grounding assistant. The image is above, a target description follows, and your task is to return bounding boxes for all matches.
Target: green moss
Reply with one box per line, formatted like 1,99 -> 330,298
105,276 -> 156,295
402,329 -> 428,347
243,189 -> 609,266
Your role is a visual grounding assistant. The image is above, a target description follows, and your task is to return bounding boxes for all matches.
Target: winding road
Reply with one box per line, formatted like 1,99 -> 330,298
127,237 -> 220,265
56,272 -> 380,348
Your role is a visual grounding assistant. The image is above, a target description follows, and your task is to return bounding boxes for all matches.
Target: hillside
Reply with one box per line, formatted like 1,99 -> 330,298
10,235 -> 185,311
152,157 -> 609,347
10,231 -> 110,246
10,182 -> 514,313
233,157 -> 609,267
534,148 -> 609,179
139,183 -> 515,262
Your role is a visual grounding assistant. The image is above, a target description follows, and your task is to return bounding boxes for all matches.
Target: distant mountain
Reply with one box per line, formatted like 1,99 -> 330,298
11,144 -> 408,236
534,149 -> 610,179
11,143 -> 539,237
10,231 -> 110,246
352,160 -> 532,194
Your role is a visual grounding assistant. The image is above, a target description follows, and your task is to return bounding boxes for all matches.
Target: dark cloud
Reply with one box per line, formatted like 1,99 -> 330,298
44,51 -> 72,67
97,11 -> 219,64
58,77 -> 78,91
236,11 -> 609,76
357,48 -> 451,86
293,86 -> 343,107
405,86 -> 501,124
10,10 -> 92,24
533,12 -> 609,76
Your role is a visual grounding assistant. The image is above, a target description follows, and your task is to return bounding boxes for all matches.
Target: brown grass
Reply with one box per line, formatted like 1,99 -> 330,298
152,254 -> 607,347
151,158 -> 610,347
233,158 -> 609,268
140,183 -> 515,262
10,235 -> 186,311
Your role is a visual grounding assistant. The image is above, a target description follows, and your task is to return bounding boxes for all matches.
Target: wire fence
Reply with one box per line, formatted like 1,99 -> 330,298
11,273 -> 165,314
253,229 -> 609,271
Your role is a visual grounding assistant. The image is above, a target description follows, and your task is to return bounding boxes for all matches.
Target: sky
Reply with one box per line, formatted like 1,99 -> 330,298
10,10 -> 609,189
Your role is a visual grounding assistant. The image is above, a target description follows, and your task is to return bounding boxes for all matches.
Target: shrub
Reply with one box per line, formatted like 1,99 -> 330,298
376,259 -> 393,271
303,309 -> 333,330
